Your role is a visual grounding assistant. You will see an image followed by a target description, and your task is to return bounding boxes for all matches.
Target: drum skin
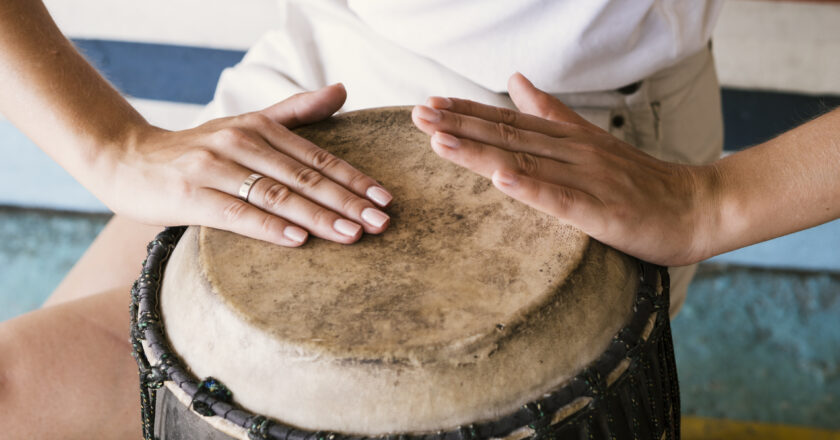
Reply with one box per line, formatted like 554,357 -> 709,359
134,107 -> 677,440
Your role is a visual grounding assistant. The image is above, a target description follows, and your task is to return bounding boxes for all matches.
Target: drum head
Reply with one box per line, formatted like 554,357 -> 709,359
159,107 -> 638,434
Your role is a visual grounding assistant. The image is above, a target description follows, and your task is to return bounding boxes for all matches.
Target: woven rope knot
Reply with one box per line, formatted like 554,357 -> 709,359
142,365 -> 168,389
314,430 -> 339,440
146,240 -> 160,253
247,416 -> 274,440
131,325 -> 146,342
137,310 -> 160,331
191,376 -> 233,417
137,271 -> 160,290
581,368 -> 607,400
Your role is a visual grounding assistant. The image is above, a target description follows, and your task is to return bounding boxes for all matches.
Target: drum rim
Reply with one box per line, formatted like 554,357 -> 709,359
131,226 -> 675,440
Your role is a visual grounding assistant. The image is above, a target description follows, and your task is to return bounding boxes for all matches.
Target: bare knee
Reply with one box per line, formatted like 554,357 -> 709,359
0,317 -> 41,429
0,293 -> 140,438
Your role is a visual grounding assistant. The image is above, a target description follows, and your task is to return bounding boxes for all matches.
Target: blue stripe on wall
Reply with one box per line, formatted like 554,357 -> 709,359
0,121 -> 106,212
70,40 -> 840,149
721,89 -> 840,150
72,39 -> 245,104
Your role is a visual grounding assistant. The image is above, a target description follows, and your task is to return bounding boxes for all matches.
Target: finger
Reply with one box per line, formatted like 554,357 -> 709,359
422,96 -> 580,139
193,188 -> 310,247
208,132 -> 389,234
259,83 -> 347,128
427,131 -> 589,190
246,176 -> 372,243
490,169 -> 604,235
239,112 -> 393,207
507,73 -> 603,132
190,159 -> 360,243
413,105 -> 576,163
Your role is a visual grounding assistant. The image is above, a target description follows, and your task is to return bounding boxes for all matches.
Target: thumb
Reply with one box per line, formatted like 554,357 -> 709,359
507,73 -> 598,130
259,83 -> 347,128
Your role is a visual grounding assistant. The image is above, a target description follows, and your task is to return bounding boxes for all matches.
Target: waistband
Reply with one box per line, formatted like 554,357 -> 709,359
550,46 -> 713,108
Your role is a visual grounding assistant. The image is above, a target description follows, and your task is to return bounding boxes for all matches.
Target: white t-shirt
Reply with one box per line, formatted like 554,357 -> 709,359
347,0 -> 723,93
202,0 -> 721,119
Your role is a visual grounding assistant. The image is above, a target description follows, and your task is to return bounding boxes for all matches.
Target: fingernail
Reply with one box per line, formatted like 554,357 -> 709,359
366,186 -> 393,206
493,170 -> 518,186
334,219 -> 362,237
362,208 -> 390,228
428,96 -> 453,109
433,132 -> 460,149
284,226 -> 308,243
414,105 -> 442,123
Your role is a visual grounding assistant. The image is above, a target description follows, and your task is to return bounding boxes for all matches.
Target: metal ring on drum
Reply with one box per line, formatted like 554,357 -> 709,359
130,107 -> 680,440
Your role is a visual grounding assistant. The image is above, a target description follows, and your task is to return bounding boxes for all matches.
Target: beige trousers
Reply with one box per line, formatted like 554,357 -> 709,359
555,47 -> 724,316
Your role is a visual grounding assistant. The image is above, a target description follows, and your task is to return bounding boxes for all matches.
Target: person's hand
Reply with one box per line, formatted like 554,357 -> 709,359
98,83 -> 393,246
411,73 -> 718,266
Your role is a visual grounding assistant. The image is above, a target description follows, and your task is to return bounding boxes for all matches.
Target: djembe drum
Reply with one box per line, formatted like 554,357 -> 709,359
131,107 -> 679,440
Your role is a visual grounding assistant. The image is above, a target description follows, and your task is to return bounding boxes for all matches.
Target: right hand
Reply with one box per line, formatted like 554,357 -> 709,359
412,74 -> 714,266
98,83 -> 392,246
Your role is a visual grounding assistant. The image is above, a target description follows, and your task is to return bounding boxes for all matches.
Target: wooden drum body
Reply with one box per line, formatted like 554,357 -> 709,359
131,108 -> 679,440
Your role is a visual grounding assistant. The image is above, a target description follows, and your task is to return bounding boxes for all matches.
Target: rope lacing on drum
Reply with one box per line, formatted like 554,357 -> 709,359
142,358 -> 171,390
192,376 -> 234,417
523,402 -> 555,440
458,424 -> 479,440
132,227 -> 681,440
248,415 -> 275,440
128,227 -> 184,440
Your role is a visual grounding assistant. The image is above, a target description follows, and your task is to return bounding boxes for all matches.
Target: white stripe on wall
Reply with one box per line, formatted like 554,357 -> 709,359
43,0 -> 281,50
713,0 -> 840,95
130,98 -> 205,130
0,98 -> 204,213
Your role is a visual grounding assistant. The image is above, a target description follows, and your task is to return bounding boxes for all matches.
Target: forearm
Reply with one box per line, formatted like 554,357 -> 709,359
700,108 -> 840,258
0,0 -> 151,188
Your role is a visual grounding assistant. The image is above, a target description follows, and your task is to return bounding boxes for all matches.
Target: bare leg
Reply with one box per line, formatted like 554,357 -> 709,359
0,289 -> 140,439
45,215 -> 161,307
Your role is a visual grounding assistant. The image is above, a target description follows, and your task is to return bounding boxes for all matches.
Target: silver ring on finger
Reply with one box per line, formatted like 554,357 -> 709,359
238,173 -> 265,202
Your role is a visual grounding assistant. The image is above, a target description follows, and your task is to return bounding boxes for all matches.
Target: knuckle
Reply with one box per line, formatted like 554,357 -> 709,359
222,199 -> 250,223
339,193 -> 370,215
497,107 -> 519,126
262,182 -> 293,210
462,99 -> 480,114
186,148 -> 220,170
555,187 -> 574,208
544,186 -> 574,216
247,112 -> 272,128
307,148 -> 340,171
449,112 -> 464,130
513,151 -> 540,175
309,207 -> 334,228
347,171 -> 372,191
214,127 -> 248,146
571,141 -> 599,159
292,167 -> 324,189
496,121 -> 519,145
260,214 -> 283,236
171,178 -> 194,200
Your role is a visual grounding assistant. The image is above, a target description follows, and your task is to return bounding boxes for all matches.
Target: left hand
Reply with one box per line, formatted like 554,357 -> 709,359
411,73 -> 718,266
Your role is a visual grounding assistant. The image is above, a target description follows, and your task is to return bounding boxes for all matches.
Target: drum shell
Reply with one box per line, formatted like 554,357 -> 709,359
131,107 -> 680,440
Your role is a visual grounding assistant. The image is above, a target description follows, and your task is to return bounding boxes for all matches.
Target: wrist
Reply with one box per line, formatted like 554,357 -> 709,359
685,162 -> 726,263
86,117 -> 162,202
